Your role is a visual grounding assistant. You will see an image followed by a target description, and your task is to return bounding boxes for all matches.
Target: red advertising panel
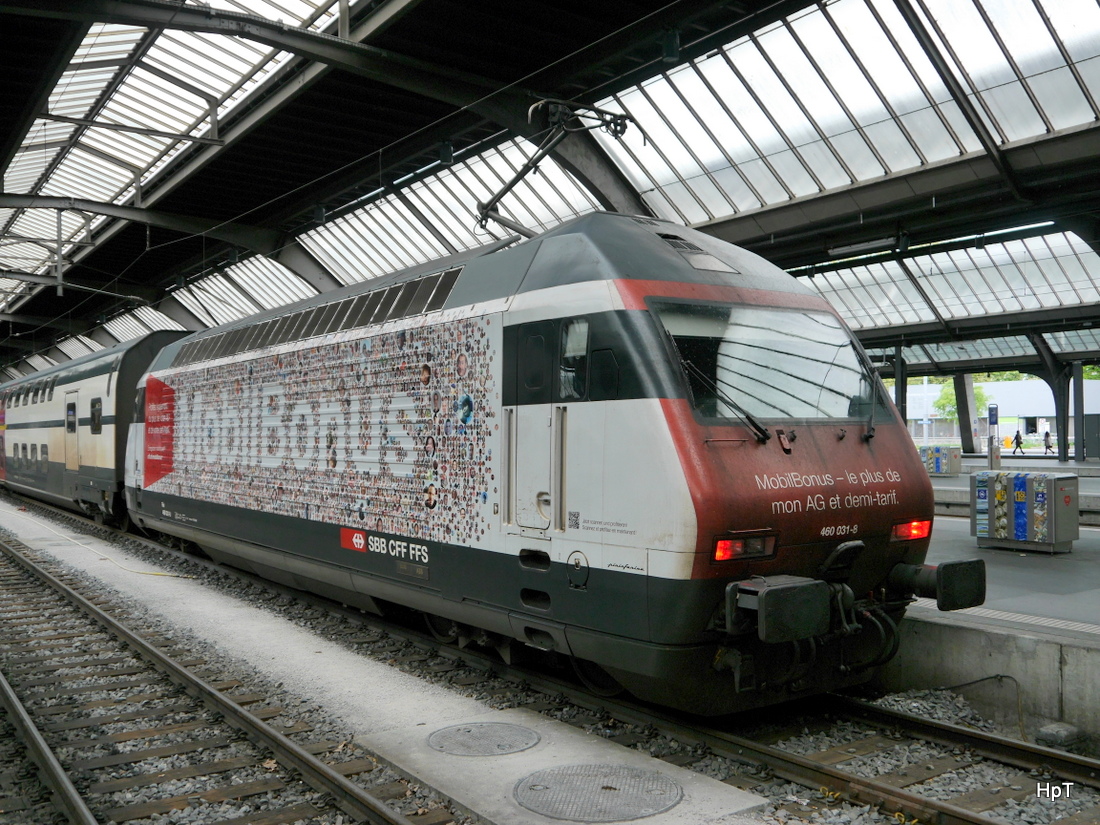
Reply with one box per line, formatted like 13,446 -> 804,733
144,376 -> 175,487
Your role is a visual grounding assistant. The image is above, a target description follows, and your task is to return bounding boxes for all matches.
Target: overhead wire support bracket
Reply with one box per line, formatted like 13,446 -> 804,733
476,99 -> 636,236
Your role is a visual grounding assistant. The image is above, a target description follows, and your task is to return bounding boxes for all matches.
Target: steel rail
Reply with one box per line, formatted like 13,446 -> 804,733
830,694 -> 1100,788
545,693 -> 1017,825
0,534 -> 415,825
0,665 -> 100,825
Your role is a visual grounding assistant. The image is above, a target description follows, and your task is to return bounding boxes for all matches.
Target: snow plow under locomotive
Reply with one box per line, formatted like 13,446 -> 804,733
2,212 -> 984,714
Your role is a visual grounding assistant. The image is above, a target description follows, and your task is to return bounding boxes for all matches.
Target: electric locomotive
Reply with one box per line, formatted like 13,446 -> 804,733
10,212 -> 984,715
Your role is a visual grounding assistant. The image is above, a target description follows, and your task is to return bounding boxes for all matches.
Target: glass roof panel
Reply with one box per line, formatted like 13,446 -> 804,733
804,260 -> 938,329
69,23 -> 145,66
5,125 -> 71,193
1044,0 -> 1100,61
304,196 -> 429,285
926,337 -> 1035,361
173,274 -> 256,326
55,336 -> 98,360
809,230 -> 1100,330
39,147 -> 132,202
870,337 -> 1040,370
594,0 -> 1099,230
1028,66 -> 1095,130
224,257 -> 317,309
1045,329 -> 1100,355
103,313 -> 154,342
302,139 -> 596,285
131,306 -> 187,332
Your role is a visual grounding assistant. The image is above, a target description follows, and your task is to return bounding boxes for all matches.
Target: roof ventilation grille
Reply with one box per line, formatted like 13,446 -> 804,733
658,233 -> 705,253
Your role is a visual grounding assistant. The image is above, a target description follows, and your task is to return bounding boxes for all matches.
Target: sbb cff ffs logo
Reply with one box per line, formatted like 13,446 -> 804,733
340,528 -> 368,552
340,529 -> 430,563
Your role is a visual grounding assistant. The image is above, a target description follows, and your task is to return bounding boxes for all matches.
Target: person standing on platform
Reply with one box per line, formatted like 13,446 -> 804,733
1013,430 -> 1025,455
1044,431 -> 1055,454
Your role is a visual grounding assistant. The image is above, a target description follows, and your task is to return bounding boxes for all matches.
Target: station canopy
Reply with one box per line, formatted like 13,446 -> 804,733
1,0 -> 1099,382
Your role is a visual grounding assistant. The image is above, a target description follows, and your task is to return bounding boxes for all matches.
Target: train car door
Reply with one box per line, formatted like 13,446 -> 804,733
64,391 -> 80,472
513,321 -> 554,530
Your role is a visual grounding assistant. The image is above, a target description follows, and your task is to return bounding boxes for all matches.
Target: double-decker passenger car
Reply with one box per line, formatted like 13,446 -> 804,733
120,213 -> 983,714
1,331 -> 186,525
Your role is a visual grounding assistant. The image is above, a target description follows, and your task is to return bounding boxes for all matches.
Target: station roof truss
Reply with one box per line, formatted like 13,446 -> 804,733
1,0 -> 1099,380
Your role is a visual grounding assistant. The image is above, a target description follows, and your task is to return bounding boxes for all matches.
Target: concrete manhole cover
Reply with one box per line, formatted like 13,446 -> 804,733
427,722 -> 540,756
514,764 -> 683,822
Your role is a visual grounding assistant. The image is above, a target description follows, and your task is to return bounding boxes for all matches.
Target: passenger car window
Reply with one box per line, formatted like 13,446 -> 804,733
91,398 -> 103,434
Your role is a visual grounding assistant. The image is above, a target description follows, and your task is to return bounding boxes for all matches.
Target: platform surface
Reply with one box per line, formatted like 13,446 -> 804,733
924,513 -> 1100,635
359,708 -> 765,825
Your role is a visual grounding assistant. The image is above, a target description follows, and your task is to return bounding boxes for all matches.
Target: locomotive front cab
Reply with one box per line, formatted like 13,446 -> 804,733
646,292 -> 985,703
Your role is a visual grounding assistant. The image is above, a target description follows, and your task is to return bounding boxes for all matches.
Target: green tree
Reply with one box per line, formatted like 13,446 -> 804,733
933,383 -> 991,422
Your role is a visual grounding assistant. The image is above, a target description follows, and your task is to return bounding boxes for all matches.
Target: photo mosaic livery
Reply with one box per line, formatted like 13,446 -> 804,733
1,213 -> 985,714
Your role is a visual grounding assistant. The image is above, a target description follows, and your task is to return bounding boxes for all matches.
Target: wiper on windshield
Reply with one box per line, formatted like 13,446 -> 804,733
681,359 -> 771,444
862,384 -> 877,441
851,348 -> 879,442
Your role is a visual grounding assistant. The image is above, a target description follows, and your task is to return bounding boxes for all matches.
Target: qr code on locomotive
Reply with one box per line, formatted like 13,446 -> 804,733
568,511 -> 580,530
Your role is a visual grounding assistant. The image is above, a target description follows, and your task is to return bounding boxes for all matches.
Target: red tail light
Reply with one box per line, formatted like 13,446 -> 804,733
713,535 -> 774,562
892,520 -> 932,541
714,539 -> 740,561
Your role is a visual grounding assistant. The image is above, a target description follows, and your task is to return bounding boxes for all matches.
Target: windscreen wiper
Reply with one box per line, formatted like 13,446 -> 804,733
851,346 -> 879,442
681,359 -> 771,444
862,385 -> 877,441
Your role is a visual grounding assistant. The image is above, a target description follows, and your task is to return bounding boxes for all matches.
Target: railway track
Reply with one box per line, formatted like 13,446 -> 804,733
0,532 -> 426,825
6,494 -> 1100,825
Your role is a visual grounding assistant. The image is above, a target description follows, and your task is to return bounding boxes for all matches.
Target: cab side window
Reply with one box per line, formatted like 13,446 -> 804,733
558,319 -> 589,400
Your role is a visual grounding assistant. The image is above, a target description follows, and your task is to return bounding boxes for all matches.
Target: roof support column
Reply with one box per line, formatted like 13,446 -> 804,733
953,373 -> 978,454
552,132 -> 651,216
1028,331 -> 1072,462
1073,361 -> 1085,462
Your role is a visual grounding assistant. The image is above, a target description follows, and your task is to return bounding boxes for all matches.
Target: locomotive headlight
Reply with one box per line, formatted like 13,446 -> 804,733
891,520 -> 932,541
714,534 -> 774,562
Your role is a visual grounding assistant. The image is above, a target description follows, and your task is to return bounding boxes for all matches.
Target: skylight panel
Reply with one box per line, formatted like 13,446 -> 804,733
1045,329 -> 1100,355
131,306 -> 187,331
71,23 -> 146,63
26,354 -> 56,371
40,148 -> 132,202
224,257 -> 317,309
55,336 -> 102,359
301,139 -> 596,285
174,274 -> 256,326
104,313 -> 154,342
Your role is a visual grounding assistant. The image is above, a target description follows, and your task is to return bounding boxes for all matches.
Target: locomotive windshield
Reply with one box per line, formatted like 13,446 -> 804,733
653,302 -> 890,421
